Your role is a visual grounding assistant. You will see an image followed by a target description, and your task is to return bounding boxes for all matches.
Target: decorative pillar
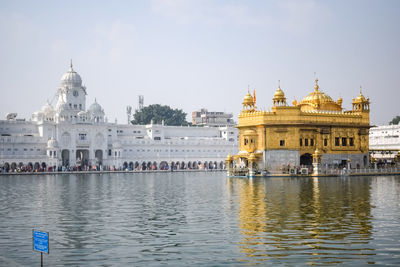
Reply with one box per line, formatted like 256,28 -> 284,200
248,153 -> 256,178
225,154 -> 233,177
312,149 -> 322,176
347,156 -> 351,170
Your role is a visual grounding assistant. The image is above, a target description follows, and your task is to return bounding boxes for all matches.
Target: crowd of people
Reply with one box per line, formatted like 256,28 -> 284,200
0,162 -> 225,174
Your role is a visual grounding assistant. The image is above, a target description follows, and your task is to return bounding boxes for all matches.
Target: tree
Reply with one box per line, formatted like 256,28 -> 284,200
390,116 -> 400,125
131,104 -> 189,126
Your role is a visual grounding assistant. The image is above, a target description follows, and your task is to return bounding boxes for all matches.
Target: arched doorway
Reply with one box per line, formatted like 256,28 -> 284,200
62,149 -> 70,167
4,162 -> 10,172
159,161 -> 169,170
123,162 -> 128,170
76,150 -> 89,167
95,150 -> 103,165
11,162 -> 17,171
141,162 -> 147,170
129,162 -> 134,170
152,161 -> 158,170
300,153 -> 313,166
34,162 -> 40,170
135,161 -> 140,170
363,155 -> 368,167
208,162 -> 213,169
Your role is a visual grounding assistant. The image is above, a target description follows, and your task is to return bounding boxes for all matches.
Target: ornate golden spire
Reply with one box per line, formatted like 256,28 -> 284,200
314,77 -> 319,91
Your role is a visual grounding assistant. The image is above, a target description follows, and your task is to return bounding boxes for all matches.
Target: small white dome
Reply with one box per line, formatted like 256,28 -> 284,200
61,61 -> 82,86
89,99 -> 104,114
47,137 -> 59,148
41,101 -> 55,116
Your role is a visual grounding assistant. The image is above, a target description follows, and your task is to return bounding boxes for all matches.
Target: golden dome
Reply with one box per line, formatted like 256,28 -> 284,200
242,92 -> 254,106
298,78 -> 342,111
274,87 -> 285,98
300,90 -> 335,104
273,80 -> 285,100
356,91 -> 366,102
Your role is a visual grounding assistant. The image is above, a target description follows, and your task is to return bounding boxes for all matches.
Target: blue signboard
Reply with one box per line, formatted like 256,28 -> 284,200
33,230 -> 49,254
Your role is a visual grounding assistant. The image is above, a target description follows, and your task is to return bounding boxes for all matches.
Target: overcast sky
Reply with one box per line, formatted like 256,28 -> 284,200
0,0 -> 399,125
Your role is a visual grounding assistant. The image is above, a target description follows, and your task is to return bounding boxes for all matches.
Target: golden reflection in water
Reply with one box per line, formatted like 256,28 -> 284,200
229,177 -> 374,264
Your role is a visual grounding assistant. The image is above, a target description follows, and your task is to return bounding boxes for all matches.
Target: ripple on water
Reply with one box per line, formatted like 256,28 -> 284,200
0,173 -> 400,265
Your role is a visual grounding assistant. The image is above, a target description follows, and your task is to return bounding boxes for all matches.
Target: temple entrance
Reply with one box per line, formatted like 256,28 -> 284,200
76,149 -> 89,167
300,153 -> 313,166
62,149 -> 70,167
95,150 -> 103,165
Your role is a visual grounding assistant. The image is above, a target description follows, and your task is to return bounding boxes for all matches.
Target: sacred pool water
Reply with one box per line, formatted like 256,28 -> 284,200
0,172 -> 399,266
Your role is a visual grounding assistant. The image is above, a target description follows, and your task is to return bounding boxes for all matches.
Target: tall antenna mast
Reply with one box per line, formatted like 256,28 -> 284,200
138,95 -> 144,111
126,105 -> 132,124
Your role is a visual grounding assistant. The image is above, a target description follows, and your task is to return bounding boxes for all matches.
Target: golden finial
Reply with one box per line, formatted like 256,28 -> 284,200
360,85 -> 362,95
314,77 -> 319,91
278,80 -> 281,89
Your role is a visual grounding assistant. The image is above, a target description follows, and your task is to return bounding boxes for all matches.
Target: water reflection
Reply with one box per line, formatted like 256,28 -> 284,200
229,177 -> 374,265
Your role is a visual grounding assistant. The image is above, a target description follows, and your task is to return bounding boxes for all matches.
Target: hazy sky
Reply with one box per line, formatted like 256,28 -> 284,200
0,0 -> 399,125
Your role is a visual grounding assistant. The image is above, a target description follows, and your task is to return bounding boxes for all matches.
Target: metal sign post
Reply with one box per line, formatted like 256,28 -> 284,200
33,230 -> 49,267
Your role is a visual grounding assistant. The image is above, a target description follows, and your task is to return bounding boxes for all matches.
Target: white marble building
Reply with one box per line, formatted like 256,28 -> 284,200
369,124 -> 400,162
0,63 -> 238,171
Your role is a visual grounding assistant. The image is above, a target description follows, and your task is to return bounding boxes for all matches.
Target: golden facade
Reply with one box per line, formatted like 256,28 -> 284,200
230,79 -> 370,172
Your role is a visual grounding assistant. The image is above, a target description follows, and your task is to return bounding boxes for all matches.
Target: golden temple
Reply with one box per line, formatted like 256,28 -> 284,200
227,78 -> 370,175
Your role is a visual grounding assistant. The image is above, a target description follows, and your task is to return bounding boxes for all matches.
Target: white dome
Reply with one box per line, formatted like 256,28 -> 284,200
41,101 -> 55,116
89,99 -> 104,114
61,61 -> 82,86
47,137 -> 59,148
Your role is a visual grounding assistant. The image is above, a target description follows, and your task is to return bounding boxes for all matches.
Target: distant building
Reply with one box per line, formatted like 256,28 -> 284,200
369,124 -> 400,163
192,108 -> 235,127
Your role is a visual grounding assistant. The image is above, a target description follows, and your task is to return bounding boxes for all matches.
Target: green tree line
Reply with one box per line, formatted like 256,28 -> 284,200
131,104 -> 190,126
390,116 -> 400,125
